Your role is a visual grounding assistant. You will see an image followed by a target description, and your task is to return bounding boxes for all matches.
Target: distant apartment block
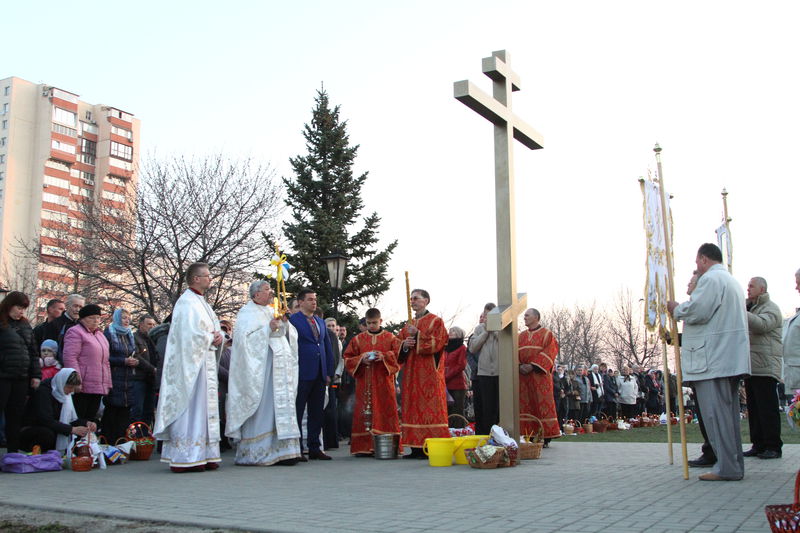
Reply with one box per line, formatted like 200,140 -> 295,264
0,76 -> 140,313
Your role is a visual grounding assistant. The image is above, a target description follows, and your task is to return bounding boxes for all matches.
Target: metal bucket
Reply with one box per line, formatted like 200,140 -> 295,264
373,433 -> 400,459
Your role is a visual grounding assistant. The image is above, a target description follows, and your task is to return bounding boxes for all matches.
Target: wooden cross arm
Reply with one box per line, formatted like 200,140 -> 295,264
486,293 -> 528,331
453,81 -> 544,150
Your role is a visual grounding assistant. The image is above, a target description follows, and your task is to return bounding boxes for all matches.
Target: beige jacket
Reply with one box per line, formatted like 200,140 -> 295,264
469,323 -> 499,377
746,292 -> 783,380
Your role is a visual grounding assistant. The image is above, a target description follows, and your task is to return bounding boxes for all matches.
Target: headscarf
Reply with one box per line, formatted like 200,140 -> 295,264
110,308 -> 135,349
52,368 -> 79,452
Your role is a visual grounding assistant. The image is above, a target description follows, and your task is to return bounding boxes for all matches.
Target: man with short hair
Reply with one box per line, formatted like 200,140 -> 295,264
289,289 -> 334,460
398,289 -> 449,458
343,308 -> 401,455
133,314 -> 159,426
44,294 -> 84,354
587,364 -> 605,416
519,308 -> 561,442
154,262 -> 224,472
469,303 -> 499,435
743,276 -> 783,459
33,299 -> 65,348
225,280 -> 302,466
322,317 -> 343,450
668,243 -> 750,481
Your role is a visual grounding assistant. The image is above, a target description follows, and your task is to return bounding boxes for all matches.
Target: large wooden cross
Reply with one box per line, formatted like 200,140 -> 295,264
454,50 -> 543,440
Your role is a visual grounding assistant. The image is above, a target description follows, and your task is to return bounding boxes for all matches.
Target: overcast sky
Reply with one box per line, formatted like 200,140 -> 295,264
7,1 -> 800,331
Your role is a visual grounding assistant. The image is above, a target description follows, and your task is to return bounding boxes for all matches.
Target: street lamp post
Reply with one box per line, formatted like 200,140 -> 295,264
321,252 -> 348,320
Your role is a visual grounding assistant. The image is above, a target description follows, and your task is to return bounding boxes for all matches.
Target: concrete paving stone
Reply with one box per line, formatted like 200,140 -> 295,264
1,441 -> 795,533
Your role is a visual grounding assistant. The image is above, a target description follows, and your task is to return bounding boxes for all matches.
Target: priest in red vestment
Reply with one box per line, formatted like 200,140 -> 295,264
342,308 -> 402,456
519,308 -> 561,441
398,289 -> 450,458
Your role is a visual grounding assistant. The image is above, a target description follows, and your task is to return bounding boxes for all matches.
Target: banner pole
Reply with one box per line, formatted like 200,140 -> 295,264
654,143 -> 689,480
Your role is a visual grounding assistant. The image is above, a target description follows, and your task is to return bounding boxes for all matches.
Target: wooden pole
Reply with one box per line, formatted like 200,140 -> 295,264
404,271 -> 413,323
653,143 -> 689,480
661,341 -> 673,464
722,188 -> 733,274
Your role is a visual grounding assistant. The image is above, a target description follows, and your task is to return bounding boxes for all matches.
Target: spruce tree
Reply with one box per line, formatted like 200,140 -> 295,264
274,88 -> 397,319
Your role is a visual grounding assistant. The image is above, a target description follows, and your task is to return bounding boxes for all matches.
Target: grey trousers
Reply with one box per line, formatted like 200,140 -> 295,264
693,377 -> 744,479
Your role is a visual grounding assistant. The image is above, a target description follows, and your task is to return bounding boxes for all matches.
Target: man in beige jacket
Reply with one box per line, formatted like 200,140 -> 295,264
743,277 -> 783,460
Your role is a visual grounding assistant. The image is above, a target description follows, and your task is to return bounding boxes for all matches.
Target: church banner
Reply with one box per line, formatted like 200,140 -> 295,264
715,223 -> 732,273
640,178 -> 672,340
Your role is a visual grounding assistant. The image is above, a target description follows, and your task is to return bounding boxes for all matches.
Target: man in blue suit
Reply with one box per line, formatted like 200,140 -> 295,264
289,289 -> 335,460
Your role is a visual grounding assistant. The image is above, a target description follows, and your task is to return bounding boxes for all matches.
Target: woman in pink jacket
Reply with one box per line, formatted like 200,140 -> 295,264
62,304 -> 111,421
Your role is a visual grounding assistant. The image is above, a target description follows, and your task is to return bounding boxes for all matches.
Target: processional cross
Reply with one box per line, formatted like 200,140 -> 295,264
454,50 -> 543,440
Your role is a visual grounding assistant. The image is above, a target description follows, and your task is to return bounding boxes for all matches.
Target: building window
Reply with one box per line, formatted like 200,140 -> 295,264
111,125 -> 133,140
1,137 -> 6,146
81,153 -> 95,166
52,123 -> 77,137
52,107 -> 76,127
51,139 -> 76,154
81,171 -> 95,185
110,142 -> 132,161
3,86 -> 9,96
81,138 -> 96,156
70,185 -> 92,198
102,190 -> 125,203
42,192 -> 69,206
1,103 -> 8,114
2,120 -> 6,129
43,175 -> 70,189
0,155 -> 5,164
80,121 -> 98,135
0,171 -> 4,181
41,209 -> 68,223
45,160 -> 70,172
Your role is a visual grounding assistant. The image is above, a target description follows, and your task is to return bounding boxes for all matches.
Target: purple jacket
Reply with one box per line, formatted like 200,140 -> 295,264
62,323 -> 112,395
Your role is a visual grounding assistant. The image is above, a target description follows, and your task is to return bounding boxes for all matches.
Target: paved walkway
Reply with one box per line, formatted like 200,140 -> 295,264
0,442 -> 797,533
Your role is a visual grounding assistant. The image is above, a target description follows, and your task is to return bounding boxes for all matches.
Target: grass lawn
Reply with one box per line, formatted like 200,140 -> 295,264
560,418 -> 800,444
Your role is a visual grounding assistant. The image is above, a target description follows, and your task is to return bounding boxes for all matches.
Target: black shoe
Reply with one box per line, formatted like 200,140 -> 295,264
308,450 -> 332,460
742,448 -> 762,457
688,456 -> 716,468
757,450 -> 781,459
275,458 -> 299,466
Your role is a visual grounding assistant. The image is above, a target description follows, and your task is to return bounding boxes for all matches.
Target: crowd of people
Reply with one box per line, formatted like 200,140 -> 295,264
0,243 -> 798,482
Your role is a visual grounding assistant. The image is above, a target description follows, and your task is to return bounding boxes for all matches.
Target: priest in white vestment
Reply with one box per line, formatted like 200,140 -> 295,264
226,280 -> 302,465
154,262 -> 224,472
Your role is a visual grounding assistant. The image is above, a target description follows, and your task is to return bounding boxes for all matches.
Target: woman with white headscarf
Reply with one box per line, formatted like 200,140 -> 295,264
19,368 -> 97,453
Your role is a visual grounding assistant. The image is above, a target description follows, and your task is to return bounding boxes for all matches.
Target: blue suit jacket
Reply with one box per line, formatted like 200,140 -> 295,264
289,312 -> 334,381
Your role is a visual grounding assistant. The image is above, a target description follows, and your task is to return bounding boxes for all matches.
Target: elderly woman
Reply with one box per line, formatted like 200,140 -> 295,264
20,368 -> 96,453
103,308 -> 139,444
62,304 -> 111,421
444,326 -> 468,427
0,291 -> 42,453
784,268 -> 800,393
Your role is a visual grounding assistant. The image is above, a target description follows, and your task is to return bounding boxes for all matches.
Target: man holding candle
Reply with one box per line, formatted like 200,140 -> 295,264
398,289 -> 450,458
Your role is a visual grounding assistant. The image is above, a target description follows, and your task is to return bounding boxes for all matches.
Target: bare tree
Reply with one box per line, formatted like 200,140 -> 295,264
19,155 -> 282,321
603,288 -> 660,371
544,303 -> 606,369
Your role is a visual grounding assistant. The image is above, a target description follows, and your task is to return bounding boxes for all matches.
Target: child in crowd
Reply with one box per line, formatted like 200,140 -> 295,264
40,339 -> 61,380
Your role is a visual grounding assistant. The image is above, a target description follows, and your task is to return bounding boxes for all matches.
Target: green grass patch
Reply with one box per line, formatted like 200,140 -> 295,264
561,419 -> 800,444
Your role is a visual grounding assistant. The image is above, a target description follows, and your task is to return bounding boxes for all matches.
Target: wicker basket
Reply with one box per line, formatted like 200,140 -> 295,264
582,420 -> 594,434
766,471 -> 800,532
70,452 -> 93,472
448,413 -> 470,429
465,447 -> 506,469
125,421 -> 156,461
593,414 -> 609,433
519,414 -> 544,460
564,420 -> 576,435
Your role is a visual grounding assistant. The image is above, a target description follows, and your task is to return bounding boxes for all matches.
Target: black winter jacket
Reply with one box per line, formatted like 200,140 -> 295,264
0,318 -> 42,380
23,378 -> 89,434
